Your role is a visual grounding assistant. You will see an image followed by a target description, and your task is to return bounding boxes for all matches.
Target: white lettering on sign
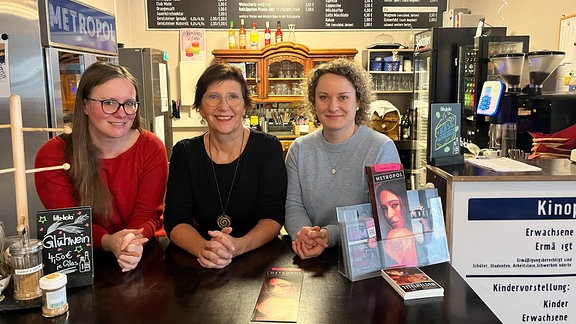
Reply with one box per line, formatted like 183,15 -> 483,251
49,4 -> 112,41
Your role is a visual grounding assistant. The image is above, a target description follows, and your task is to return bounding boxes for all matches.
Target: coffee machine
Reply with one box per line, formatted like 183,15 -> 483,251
475,53 -> 525,156
477,51 -> 573,156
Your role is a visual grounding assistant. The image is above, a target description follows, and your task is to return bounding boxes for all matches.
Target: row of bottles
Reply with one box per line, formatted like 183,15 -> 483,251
228,21 -> 289,49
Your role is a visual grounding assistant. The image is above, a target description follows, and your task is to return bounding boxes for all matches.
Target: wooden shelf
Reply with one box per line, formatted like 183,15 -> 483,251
213,42 -> 357,103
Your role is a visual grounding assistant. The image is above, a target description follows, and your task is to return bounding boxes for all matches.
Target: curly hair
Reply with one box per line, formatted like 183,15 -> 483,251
303,58 -> 374,125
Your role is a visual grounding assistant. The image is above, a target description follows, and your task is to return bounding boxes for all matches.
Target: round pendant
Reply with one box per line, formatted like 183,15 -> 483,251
217,214 -> 232,228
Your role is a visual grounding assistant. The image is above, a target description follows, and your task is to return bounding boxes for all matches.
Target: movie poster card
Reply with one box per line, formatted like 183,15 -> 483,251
251,268 -> 303,323
406,189 -> 450,266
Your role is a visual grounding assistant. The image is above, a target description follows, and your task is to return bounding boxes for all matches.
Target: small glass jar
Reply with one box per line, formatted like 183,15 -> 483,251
39,272 -> 69,317
9,239 -> 43,300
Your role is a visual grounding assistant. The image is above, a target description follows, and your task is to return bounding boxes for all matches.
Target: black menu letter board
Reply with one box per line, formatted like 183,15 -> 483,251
37,206 -> 93,288
146,0 -> 446,30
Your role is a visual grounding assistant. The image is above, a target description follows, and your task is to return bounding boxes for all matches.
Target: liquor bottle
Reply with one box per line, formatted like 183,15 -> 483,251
250,22 -> 259,49
239,19 -> 246,49
401,110 -> 412,140
275,21 -> 283,43
264,21 -> 271,46
228,21 -> 236,49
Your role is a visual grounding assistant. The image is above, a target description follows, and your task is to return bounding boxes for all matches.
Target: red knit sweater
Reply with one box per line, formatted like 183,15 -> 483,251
34,130 -> 168,250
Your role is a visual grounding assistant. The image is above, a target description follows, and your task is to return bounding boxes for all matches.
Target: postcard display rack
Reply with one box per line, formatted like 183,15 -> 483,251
337,166 -> 450,281
0,95 -> 70,310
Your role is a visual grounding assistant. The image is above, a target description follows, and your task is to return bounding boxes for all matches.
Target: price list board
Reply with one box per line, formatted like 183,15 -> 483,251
147,0 -> 446,30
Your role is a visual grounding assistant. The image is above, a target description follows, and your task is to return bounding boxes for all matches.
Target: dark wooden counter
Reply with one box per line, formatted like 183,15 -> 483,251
1,236 -> 501,323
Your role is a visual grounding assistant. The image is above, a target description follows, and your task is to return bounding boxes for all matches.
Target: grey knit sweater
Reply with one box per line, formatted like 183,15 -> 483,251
285,125 -> 401,247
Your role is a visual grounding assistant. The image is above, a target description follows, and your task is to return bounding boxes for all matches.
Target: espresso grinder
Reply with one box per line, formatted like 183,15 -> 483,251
476,53 -> 525,157
525,51 -> 566,96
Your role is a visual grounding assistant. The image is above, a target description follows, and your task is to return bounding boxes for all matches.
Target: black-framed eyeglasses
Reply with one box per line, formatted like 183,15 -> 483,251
202,93 -> 244,108
86,98 -> 140,115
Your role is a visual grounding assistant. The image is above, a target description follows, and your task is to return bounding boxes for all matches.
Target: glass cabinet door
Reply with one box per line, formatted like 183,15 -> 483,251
267,58 -> 304,99
59,52 -> 84,125
412,53 -> 431,189
245,61 -> 259,98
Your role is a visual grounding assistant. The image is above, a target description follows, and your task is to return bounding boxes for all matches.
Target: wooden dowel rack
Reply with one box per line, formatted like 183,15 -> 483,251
0,95 -> 71,236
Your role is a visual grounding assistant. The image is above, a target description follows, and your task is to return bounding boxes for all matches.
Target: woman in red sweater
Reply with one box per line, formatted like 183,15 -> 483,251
34,62 -> 168,272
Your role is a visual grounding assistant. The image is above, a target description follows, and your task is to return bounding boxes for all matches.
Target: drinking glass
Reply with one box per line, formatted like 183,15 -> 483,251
287,24 -> 296,42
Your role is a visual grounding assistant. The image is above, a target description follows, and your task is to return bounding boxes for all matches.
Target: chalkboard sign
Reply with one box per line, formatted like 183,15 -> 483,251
147,0 -> 446,30
37,206 -> 93,288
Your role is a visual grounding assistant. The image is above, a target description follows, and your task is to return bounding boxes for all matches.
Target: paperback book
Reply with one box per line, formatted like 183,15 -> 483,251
365,162 -> 405,241
365,163 -> 418,269
364,163 -> 450,270
251,268 -> 303,323
381,266 -> 444,300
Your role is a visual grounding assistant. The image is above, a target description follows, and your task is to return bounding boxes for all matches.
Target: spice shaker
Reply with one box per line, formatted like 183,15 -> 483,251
9,238 -> 43,300
39,272 -> 69,317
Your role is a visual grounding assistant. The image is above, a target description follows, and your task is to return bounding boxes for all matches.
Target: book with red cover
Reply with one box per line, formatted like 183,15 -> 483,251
365,162 -> 405,241
251,268 -> 303,322
381,266 -> 444,300
366,163 -> 420,269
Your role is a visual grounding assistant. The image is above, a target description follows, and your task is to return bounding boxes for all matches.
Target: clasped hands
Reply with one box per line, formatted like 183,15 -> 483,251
292,226 -> 329,260
105,228 -> 148,272
197,227 -> 237,269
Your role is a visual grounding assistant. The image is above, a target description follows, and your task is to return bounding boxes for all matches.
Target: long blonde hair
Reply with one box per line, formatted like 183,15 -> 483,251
62,62 -> 141,221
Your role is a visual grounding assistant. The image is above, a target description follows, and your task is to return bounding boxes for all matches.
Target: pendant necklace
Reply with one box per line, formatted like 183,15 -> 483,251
324,127 -> 355,175
208,129 -> 244,229
327,152 -> 342,175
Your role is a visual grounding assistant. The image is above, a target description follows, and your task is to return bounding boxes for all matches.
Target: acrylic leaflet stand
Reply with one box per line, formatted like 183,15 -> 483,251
0,94 -> 70,311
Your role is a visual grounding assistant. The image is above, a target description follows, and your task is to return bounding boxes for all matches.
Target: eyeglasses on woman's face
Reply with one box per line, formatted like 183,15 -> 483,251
87,98 -> 140,115
202,93 -> 243,108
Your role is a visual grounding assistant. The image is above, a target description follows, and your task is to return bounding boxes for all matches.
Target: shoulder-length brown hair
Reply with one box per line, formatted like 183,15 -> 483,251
62,62 -> 141,221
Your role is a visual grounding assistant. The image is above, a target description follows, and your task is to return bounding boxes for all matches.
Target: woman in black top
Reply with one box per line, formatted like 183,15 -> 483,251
164,63 -> 287,269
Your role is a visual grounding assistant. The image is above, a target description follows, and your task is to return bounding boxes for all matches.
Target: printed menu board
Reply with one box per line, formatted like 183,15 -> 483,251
37,206 -> 93,288
147,0 -> 446,30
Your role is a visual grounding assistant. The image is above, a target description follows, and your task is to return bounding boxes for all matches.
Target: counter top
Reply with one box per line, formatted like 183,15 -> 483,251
427,158 -> 576,182
1,236 -> 500,323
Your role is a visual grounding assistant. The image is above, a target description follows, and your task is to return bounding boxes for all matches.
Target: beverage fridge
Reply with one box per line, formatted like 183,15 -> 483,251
118,48 -> 174,157
412,27 -> 506,188
0,0 -> 118,236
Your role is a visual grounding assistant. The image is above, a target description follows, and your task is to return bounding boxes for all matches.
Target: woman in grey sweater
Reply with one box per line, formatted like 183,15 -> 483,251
285,58 -> 401,259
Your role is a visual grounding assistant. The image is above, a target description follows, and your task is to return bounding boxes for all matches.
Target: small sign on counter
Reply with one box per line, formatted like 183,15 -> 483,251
36,206 -> 93,288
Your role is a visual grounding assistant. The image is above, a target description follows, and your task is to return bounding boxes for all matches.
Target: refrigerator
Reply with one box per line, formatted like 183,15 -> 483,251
118,48 -> 173,157
412,27 -> 506,188
458,35 -> 530,148
0,0 -> 118,236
